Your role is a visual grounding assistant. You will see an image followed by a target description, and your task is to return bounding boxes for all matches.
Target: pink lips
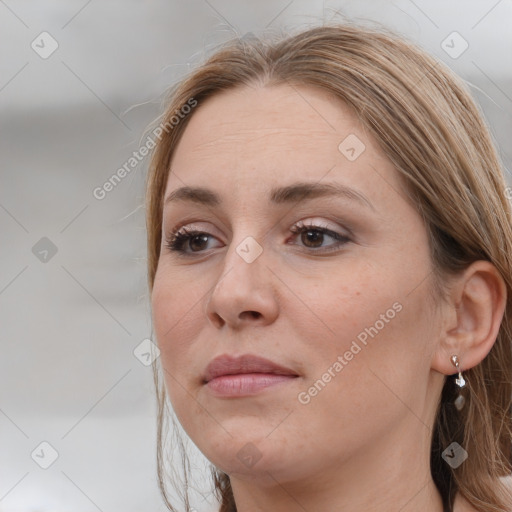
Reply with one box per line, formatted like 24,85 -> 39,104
203,354 -> 299,397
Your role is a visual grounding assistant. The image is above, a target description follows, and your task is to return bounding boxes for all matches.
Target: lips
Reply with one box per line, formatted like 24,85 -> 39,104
203,354 -> 299,383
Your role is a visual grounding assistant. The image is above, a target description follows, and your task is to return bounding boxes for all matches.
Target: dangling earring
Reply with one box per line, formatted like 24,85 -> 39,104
450,355 -> 466,411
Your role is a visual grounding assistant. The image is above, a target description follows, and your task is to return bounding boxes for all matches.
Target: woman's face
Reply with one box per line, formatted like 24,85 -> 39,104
151,84 -> 444,485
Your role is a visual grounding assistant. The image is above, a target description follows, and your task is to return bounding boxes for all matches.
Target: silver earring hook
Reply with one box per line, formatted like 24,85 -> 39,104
450,355 -> 466,388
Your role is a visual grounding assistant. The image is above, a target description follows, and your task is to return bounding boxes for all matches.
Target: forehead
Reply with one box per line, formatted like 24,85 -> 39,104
173,84 -> 362,156
166,83 -> 400,204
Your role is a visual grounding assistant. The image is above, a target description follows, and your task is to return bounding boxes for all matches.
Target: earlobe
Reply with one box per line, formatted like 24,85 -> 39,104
431,260 -> 507,376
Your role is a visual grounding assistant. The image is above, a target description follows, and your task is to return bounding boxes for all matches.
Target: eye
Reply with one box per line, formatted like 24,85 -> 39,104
288,220 -> 351,253
164,220 -> 351,257
165,226 -> 221,254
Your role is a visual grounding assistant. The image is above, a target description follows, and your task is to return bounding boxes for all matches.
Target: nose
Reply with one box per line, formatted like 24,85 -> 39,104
204,235 -> 280,330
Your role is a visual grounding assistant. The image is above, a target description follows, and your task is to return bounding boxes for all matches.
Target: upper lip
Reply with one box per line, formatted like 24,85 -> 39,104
203,354 -> 299,383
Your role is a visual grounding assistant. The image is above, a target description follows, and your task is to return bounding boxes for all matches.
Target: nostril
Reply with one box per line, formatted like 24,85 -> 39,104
241,311 -> 261,320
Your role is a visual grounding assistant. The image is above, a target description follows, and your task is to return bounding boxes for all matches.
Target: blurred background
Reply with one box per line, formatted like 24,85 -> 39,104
1,1 -> 511,511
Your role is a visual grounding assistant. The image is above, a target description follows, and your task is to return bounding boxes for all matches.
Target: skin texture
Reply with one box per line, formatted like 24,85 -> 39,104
151,84 -> 506,512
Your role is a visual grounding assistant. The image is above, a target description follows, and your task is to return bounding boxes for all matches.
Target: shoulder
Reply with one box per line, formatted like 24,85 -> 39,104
453,492 -> 477,512
501,475 -> 512,499
454,476 -> 512,512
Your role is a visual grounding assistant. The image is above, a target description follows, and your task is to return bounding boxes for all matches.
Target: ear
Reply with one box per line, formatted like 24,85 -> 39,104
431,260 -> 507,375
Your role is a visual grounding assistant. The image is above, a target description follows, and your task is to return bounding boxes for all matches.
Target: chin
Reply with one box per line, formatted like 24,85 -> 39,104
197,431 -> 300,481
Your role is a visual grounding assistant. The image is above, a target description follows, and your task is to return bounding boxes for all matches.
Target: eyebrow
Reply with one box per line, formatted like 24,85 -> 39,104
164,181 -> 375,211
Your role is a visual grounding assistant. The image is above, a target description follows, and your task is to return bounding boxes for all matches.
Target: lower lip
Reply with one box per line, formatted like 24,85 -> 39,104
206,373 -> 298,397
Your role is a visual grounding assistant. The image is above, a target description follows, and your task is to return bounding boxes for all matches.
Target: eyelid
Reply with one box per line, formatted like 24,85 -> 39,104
166,220 -> 222,241
291,217 -> 348,234
166,217 -> 348,242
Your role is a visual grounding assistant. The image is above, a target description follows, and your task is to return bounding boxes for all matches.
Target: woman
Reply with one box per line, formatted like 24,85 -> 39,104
145,23 -> 512,512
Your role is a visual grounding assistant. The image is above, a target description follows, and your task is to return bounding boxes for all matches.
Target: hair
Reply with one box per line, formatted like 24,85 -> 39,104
145,22 -> 512,512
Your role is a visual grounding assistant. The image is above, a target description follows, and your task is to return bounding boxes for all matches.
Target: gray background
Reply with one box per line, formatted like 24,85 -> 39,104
1,1 -> 511,511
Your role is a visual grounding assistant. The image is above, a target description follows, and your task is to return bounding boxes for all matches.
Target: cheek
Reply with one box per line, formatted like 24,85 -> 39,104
286,262 -> 389,352
289,285 -> 427,455
151,266 -> 204,378
151,282 -> 206,422
291,256 -> 433,392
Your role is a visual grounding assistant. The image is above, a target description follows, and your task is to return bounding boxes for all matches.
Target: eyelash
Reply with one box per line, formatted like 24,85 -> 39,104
165,221 -> 351,256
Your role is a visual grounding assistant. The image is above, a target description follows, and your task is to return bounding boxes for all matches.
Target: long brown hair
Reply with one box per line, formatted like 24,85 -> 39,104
145,22 -> 512,512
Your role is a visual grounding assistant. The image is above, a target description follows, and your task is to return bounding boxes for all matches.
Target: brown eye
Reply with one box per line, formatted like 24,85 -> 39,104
289,222 -> 351,253
300,228 -> 324,248
188,234 -> 209,252
166,228 -> 221,254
